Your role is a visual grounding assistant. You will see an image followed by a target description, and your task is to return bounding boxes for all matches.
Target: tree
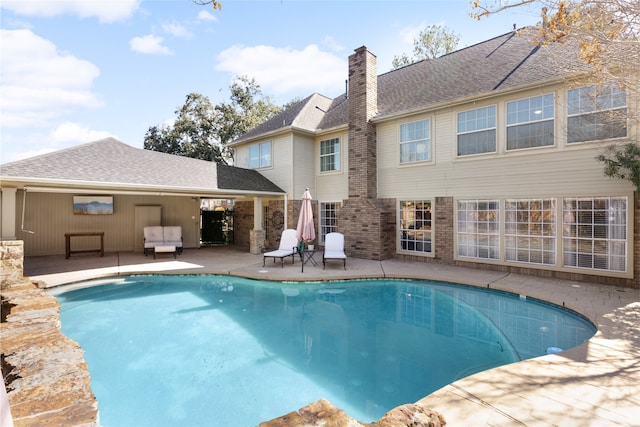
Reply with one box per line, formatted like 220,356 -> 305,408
470,0 -> 639,93
193,0 -> 222,10
392,24 -> 460,69
596,142 -> 640,191
214,76 -> 282,151
144,93 -> 225,162
470,0 -> 639,190
144,77 -> 281,164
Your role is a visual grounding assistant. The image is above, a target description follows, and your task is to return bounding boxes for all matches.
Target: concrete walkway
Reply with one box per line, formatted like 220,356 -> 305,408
25,247 -> 640,426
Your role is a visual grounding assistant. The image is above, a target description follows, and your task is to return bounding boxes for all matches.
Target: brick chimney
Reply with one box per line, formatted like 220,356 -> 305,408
348,46 -> 377,199
342,46 -> 396,261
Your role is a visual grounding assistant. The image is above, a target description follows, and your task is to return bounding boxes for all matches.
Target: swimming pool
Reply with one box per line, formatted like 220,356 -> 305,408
53,275 -> 595,426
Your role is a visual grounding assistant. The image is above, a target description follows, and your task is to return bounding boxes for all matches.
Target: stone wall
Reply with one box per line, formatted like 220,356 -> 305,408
1,240 -> 23,288
1,240 -> 98,426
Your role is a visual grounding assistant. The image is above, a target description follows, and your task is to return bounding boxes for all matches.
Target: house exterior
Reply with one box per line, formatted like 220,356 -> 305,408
230,27 -> 638,288
0,138 -> 285,256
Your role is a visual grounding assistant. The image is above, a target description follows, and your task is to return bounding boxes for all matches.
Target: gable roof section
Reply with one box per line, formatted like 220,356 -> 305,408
232,93 -> 335,144
237,27 -> 587,140
0,137 -> 284,196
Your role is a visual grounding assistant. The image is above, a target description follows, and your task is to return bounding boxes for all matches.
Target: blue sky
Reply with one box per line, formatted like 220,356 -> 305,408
0,0 -> 542,163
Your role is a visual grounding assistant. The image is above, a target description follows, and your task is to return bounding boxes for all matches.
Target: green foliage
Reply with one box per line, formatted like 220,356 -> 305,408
144,76 -> 281,164
596,142 -> 640,191
392,24 -> 460,69
214,76 -> 282,149
144,93 -> 224,162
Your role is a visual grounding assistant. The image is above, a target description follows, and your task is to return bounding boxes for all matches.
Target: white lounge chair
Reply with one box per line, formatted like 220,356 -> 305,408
263,229 -> 299,267
323,232 -> 346,270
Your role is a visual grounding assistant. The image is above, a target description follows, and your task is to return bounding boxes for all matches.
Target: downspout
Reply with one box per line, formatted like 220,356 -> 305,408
21,189 -> 35,234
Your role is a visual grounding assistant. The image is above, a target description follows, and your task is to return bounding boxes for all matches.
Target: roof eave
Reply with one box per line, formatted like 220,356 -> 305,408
1,177 -> 285,197
372,75 -> 576,124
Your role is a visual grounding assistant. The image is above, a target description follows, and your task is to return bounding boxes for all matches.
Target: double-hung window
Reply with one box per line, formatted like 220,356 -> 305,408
320,138 -> 340,172
399,200 -> 432,253
248,141 -> 271,169
505,199 -> 556,265
320,202 -> 338,244
563,197 -> 627,272
506,94 -> 554,150
567,84 -> 627,143
457,200 -> 500,259
457,106 -> 497,156
400,119 -> 431,163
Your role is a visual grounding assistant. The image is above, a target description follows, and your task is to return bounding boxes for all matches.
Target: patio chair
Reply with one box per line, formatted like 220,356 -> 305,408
323,232 -> 346,270
263,229 -> 299,267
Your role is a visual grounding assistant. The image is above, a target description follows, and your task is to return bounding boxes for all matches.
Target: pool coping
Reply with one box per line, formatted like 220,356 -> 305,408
23,248 -> 640,426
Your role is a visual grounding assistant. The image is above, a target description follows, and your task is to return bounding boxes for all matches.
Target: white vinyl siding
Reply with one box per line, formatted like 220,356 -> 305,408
457,106 -> 496,156
563,197 -> 627,272
457,200 -> 500,259
567,84 -> 627,143
400,119 -> 431,163
506,94 -> 554,150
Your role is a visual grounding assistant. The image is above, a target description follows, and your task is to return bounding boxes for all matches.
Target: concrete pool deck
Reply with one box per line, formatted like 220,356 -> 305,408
25,246 -> 640,426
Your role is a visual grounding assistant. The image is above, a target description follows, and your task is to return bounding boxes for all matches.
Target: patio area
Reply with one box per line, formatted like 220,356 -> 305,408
23,246 -> 640,426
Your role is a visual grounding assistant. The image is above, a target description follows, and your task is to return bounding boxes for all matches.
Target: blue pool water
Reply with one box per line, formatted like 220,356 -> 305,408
53,276 -> 595,426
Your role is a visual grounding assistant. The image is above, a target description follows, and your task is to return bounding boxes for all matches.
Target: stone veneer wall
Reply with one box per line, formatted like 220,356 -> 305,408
0,240 -> 98,426
398,194 -> 639,289
1,240 -> 23,287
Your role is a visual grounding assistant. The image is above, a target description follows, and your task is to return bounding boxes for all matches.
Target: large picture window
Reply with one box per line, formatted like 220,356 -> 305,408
248,141 -> 271,169
563,197 -> 627,272
320,138 -> 340,172
400,200 -> 432,253
457,200 -> 499,259
400,119 -> 431,163
320,202 -> 338,244
505,199 -> 556,265
457,106 -> 497,156
506,94 -> 554,150
567,84 -> 627,143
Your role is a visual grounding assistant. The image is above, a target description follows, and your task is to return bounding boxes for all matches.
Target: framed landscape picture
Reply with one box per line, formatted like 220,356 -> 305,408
73,196 -> 114,215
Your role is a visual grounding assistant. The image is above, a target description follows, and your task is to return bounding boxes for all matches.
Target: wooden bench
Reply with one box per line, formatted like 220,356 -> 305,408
65,232 -> 104,259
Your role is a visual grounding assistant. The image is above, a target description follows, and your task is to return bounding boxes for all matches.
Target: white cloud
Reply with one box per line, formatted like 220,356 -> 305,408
0,0 -> 140,23
197,10 -> 218,22
130,34 -> 173,55
1,123 -> 115,163
0,29 -> 103,128
321,35 -> 344,53
162,22 -> 193,39
51,122 -> 115,143
216,44 -> 346,98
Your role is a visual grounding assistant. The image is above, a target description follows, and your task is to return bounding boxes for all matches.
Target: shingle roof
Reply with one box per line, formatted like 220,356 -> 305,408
238,27 -> 587,138
216,163 -> 284,193
0,137 -> 284,195
232,93 -> 335,143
